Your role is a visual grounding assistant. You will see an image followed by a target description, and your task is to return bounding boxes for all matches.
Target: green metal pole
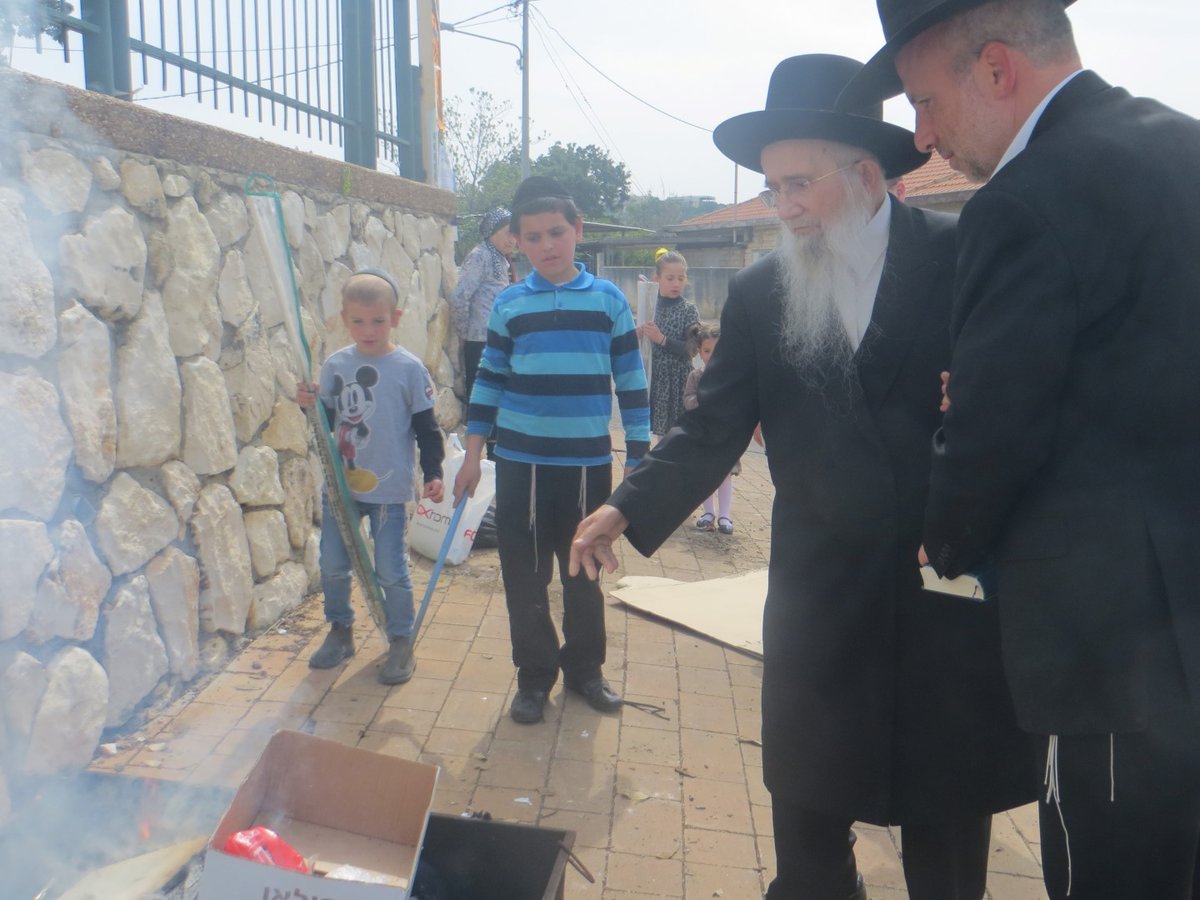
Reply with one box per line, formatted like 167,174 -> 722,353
341,0 -> 377,169
107,0 -> 131,99
391,0 -> 421,180
80,0 -> 114,95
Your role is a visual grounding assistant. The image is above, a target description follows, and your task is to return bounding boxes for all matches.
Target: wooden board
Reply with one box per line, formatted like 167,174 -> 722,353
56,835 -> 207,900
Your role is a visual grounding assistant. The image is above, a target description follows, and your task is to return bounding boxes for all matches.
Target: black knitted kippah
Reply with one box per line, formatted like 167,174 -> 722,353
511,175 -> 571,212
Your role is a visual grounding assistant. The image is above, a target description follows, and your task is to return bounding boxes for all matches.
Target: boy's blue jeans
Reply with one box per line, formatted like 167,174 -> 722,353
319,495 -> 414,639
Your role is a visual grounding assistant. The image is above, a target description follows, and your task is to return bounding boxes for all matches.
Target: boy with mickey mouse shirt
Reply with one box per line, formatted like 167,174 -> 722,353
297,268 -> 444,685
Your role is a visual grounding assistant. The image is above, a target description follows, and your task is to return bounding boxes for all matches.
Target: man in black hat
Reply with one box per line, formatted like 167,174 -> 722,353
570,54 -> 1035,900
845,1 -> 1200,897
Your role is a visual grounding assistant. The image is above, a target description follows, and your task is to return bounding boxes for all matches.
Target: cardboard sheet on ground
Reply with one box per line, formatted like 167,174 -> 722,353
611,571 -> 767,659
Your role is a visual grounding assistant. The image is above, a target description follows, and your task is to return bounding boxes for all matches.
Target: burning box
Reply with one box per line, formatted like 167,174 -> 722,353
199,729 -> 438,900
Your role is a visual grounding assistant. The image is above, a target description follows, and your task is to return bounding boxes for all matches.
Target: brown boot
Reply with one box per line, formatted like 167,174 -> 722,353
379,635 -> 416,685
309,623 -> 354,669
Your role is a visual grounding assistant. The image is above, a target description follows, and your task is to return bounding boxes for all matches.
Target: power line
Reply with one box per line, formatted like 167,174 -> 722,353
531,7 -> 709,134
445,2 -> 517,29
528,15 -> 645,196
527,22 -> 603,145
451,14 -> 513,29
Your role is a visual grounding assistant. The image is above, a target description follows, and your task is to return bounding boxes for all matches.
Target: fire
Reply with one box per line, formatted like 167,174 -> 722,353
138,779 -> 160,843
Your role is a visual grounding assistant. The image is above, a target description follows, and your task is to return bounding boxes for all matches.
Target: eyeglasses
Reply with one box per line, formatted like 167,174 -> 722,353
758,161 -> 863,208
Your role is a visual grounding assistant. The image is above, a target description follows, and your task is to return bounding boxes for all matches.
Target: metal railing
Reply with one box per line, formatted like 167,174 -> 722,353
23,0 -> 421,177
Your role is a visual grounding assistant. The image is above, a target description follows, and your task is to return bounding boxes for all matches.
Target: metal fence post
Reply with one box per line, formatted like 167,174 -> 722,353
341,0 -> 377,170
391,0 -> 422,181
80,0 -> 131,98
409,65 -> 425,182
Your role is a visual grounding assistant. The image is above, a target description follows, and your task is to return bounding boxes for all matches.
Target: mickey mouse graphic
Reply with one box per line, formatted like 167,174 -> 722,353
333,365 -> 382,493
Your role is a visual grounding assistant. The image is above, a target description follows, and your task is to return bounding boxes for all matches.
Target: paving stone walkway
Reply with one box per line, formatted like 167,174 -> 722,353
90,438 -> 1049,899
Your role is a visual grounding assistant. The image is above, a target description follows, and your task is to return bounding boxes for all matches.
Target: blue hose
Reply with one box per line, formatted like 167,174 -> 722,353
412,499 -> 467,642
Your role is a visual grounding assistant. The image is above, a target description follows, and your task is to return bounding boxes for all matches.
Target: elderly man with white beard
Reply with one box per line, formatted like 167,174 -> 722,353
570,55 -> 1037,900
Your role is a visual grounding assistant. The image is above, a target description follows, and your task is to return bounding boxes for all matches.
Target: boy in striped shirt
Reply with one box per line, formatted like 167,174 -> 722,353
453,176 -> 650,724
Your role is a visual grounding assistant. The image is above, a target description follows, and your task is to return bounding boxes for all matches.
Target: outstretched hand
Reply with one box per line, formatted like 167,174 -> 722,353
569,504 -> 630,580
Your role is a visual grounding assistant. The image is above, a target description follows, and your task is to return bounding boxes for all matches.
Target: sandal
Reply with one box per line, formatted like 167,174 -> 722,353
717,517 -> 734,535
695,513 -> 715,531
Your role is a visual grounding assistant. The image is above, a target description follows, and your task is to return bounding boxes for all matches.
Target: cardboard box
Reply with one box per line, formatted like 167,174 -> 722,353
419,814 -> 576,900
200,729 -> 438,900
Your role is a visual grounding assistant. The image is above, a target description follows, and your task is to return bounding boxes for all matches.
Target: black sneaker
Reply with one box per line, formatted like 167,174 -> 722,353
379,635 -> 416,685
510,688 -> 549,724
565,677 -> 623,713
309,623 -> 354,668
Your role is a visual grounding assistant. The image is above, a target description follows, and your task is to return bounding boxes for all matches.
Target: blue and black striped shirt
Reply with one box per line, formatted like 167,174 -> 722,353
466,263 -> 651,467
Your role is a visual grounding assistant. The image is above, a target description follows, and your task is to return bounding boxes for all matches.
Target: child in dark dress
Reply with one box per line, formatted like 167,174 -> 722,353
683,322 -> 737,534
638,250 -> 699,436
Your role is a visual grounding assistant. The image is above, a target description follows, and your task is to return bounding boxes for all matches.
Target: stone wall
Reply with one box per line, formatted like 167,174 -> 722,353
0,70 -> 461,817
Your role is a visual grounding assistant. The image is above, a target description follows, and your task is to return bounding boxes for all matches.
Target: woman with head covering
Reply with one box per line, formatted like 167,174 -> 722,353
450,206 -> 517,406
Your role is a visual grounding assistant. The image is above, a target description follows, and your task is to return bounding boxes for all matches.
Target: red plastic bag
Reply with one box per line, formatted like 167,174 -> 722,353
222,825 -> 310,873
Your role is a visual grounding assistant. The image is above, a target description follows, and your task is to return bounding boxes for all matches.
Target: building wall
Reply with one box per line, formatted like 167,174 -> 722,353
0,70 -> 461,801
599,267 -> 741,322
747,223 -> 779,259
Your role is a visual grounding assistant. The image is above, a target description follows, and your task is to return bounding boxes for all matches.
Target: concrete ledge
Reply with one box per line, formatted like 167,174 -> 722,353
1,68 -> 456,218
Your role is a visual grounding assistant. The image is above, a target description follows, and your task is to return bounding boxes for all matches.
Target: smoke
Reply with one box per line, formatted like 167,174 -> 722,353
0,771 -> 232,897
0,51 -> 183,900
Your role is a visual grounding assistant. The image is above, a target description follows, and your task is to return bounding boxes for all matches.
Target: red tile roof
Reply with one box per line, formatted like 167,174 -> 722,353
674,196 -> 775,229
676,155 -> 976,230
899,153 -> 977,200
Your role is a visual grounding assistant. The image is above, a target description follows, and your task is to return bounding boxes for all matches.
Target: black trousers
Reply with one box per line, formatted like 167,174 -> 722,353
495,458 -> 612,692
462,339 -> 486,401
766,800 -> 992,900
462,340 -> 496,460
1037,705 -> 1200,899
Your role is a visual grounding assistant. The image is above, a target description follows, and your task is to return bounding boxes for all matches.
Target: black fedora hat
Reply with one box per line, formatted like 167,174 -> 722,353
839,0 -> 1078,108
713,54 -> 929,179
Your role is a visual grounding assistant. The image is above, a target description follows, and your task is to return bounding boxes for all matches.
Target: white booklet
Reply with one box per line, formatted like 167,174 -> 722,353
920,566 -> 987,601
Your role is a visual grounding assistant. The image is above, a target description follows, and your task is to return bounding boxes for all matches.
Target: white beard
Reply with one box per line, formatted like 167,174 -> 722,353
776,174 -> 878,381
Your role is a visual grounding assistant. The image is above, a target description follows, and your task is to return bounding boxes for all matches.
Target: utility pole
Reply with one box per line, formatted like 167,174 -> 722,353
417,0 -> 441,187
520,0 -> 530,178
441,4 -> 529,178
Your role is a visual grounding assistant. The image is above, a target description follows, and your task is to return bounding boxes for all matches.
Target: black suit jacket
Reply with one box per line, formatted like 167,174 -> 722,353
924,71 -> 1200,734
612,197 -> 1034,824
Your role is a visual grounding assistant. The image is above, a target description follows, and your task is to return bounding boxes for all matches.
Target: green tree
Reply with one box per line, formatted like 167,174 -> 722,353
451,148 -> 525,263
533,142 -> 630,220
476,148 -> 523,215
0,0 -> 73,64
443,88 -> 520,216
620,193 -> 722,231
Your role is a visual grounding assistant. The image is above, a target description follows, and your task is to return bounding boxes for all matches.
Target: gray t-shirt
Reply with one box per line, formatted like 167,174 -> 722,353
319,345 -> 435,504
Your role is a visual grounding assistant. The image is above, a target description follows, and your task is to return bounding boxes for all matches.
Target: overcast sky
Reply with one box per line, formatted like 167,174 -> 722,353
439,0 -> 1199,202
8,1 -> 1195,205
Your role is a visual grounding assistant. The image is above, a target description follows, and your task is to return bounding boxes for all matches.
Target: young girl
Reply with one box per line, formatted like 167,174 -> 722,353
638,249 -> 699,436
450,206 -> 516,460
450,206 -> 517,402
684,322 -> 737,534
